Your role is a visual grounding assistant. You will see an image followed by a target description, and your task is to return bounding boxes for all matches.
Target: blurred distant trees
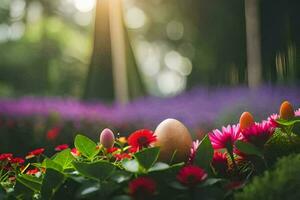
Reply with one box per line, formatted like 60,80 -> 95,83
0,0 -> 299,100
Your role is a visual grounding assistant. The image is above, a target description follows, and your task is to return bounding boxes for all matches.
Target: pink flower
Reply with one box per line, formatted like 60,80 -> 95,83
240,121 -> 275,148
188,140 -> 200,164
55,144 -> 69,151
209,125 -> 242,151
177,165 -> 207,187
267,113 -> 280,128
295,108 -> 300,117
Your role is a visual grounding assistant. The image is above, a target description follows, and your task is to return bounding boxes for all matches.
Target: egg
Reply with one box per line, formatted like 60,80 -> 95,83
279,101 -> 294,120
239,112 -> 255,130
154,118 -> 193,163
100,128 -> 115,149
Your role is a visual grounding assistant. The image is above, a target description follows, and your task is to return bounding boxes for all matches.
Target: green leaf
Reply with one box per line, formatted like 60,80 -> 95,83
74,134 -> 99,159
122,159 -> 139,173
41,168 -> 65,200
111,195 -> 132,200
134,147 -> 160,170
148,162 -> 170,172
53,149 -> 74,170
276,117 -> 300,126
111,170 -> 132,183
194,135 -> 214,172
44,158 -> 63,172
16,174 -> 42,192
73,161 -> 115,181
235,140 -> 264,158
76,182 -> 100,199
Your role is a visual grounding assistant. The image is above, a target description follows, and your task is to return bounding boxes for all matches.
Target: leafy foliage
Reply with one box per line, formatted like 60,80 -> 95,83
235,154 -> 300,200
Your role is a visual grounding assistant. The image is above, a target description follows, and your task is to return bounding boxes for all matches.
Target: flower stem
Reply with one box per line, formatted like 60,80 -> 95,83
228,150 -> 238,172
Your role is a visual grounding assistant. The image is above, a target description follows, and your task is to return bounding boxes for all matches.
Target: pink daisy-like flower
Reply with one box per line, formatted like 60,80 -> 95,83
240,121 -> 275,148
267,113 -> 280,128
209,125 -> 242,151
295,108 -> 300,117
188,140 -> 200,164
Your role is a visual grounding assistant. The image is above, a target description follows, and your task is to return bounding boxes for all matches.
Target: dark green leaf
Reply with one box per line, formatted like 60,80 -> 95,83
76,182 -> 100,199
194,135 -> 214,172
74,134 -> 99,159
16,174 -> 42,192
235,140 -> 263,158
276,117 -> 300,126
202,178 -> 224,187
53,149 -> 74,170
41,168 -> 65,200
73,161 -> 115,181
122,159 -> 139,173
111,195 -> 132,200
111,170 -> 132,183
134,147 -> 160,170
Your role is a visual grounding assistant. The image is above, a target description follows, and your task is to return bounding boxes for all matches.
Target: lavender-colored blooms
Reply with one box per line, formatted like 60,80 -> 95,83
0,86 -> 300,130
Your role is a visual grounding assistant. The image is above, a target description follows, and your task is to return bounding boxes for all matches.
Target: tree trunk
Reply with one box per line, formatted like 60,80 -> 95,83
245,0 -> 262,88
83,0 -> 145,103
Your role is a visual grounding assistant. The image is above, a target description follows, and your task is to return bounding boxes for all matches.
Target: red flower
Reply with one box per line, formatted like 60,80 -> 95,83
128,129 -> 156,151
114,153 -> 132,161
177,165 -> 207,187
26,168 -> 40,175
107,147 -> 119,154
10,157 -> 25,165
0,153 -> 13,161
212,152 -> 228,176
129,177 -> 156,200
46,127 -> 61,141
26,148 -> 45,159
71,148 -> 80,157
55,144 -> 69,151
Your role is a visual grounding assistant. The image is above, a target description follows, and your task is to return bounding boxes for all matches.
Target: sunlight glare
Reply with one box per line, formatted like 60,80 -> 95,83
73,0 -> 95,13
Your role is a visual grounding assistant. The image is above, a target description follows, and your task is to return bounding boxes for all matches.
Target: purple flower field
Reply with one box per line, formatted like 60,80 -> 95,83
1,86 -> 300,131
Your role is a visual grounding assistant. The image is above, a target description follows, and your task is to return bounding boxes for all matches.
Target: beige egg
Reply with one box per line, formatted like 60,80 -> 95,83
154,118 -> 193,163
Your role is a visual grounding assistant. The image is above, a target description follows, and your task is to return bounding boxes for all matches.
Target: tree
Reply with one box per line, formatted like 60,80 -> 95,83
245,0 -> 262,88
83,0 -> 145,103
